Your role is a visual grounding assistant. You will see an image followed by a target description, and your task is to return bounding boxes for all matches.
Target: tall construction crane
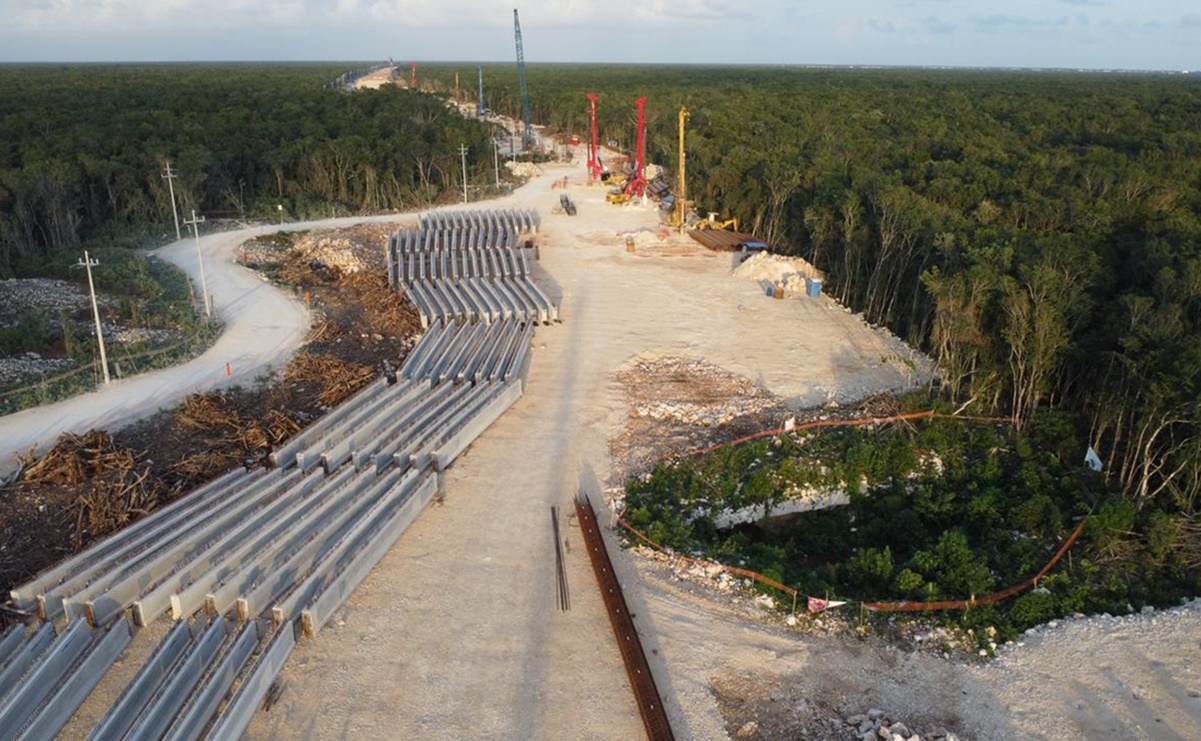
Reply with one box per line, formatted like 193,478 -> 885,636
674,106 -> 690,231
513,8 -> 534,148
624,97 -> 649,198
586,93 -> 602,180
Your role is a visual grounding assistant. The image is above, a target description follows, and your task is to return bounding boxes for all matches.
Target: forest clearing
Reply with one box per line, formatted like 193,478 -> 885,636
0,62 -> 1199,739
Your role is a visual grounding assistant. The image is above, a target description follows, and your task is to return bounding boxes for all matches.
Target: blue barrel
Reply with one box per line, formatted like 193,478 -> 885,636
807,278 -> 823,298
766,285 -> 775,297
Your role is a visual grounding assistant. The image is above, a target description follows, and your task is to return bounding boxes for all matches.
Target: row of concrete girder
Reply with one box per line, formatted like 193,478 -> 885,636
0,208 -> 553,740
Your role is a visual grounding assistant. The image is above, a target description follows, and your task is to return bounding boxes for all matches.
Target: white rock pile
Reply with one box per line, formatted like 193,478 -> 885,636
840,709 -> 961,741
0,278 -> 90,323
295,236 -> 367,276
0,353 -> 79,388
504,161 -> 543,178
732,252 -> 821,296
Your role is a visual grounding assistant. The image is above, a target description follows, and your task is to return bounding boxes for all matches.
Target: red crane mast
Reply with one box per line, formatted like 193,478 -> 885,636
586,93 -> 602,180
624,97 -> 649,198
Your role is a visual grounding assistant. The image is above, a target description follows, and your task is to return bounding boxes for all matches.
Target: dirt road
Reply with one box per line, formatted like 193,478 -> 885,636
0,215 -> 416,478
247,160 -> 933,739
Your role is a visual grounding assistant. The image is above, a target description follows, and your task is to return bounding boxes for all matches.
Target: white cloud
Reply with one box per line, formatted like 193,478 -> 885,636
0,0 -> 1194,69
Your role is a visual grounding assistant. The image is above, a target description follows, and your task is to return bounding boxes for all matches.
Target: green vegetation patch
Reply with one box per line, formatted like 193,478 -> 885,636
624,406 -> 1200,639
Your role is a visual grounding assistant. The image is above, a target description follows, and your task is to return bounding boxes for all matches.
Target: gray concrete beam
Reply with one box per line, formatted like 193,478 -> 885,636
162,619 -> 259,741
201,624 -> 294,741
300,474 -> 438,638
89,620 -> 195,741
17,619 -> 132,741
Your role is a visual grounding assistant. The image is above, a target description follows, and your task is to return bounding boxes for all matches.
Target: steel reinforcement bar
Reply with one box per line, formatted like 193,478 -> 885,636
574,494 -> 674,741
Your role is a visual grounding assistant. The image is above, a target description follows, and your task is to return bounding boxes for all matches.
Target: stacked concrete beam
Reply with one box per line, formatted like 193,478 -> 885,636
388,208 -> 556,326
6,212 -> 547,739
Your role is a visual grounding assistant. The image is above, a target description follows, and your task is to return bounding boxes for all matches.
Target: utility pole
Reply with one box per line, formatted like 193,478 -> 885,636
161,161 -> 182,241
184,210 -> 211,318
493,139 -> 500,187
459,144 -> 469,203
77,251 -> 110,385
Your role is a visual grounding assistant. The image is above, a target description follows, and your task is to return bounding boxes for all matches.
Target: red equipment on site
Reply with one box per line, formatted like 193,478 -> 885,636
586,93 -> 603,181
624,97 -> 648,198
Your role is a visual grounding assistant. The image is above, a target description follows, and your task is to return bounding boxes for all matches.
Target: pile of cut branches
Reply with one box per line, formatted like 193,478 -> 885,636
284,353 -> 376,407
340,271 -> 422,336
169,393 -> 301,485
17,430 -> 165,546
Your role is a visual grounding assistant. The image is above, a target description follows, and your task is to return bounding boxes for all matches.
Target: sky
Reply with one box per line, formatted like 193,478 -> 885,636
1,0 -> 1197,71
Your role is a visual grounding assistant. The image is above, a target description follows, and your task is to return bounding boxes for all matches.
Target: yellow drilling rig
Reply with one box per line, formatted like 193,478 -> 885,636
672,106 -> 689,232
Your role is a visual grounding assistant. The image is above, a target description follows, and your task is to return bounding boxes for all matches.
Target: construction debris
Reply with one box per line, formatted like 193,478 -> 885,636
284,354 -> 376,408
16,430 -> 165,546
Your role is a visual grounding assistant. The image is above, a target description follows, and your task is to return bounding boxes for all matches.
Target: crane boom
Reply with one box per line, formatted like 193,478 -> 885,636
513,9 -> 534,148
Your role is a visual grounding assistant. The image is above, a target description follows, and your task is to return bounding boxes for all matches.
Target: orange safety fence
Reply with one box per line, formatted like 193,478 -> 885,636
667,410 -> 1012,463
862,515 -> 1090,612
614,509 -> 1090,615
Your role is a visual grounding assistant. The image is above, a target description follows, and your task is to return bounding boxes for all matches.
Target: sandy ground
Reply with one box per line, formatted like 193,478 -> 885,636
354,66 -> 397,90
245,159 -> 941,741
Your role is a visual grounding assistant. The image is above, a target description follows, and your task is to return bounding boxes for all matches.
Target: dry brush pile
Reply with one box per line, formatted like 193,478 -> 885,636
15,431 -> 164,548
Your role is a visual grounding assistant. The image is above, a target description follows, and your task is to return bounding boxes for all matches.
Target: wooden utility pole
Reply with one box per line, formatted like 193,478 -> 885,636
184,210 -> 211,318
77,251 -> 110,385
162,161 -> 182,240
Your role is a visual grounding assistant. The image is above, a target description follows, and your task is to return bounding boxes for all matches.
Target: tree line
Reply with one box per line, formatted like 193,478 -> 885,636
437,64 -> 1201,513
0,64 -> 496,276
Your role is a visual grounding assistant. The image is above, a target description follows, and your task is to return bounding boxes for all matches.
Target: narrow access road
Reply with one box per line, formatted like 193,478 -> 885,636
0,213 -> 408,477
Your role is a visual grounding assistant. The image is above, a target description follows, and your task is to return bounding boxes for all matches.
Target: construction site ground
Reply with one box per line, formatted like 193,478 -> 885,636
2,155 -> 1198,739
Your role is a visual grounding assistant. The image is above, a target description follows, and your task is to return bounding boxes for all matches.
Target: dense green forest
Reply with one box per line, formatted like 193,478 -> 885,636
440,65 -> 1201,514
0,64 -> 497,276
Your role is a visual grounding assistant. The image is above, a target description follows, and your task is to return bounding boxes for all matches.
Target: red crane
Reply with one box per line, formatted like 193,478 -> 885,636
411,62 -> 418,89
586,93 -> 602,181
624,97 -> 648,198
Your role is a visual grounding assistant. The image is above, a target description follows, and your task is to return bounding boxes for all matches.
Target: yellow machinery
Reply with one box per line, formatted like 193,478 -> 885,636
694,213 -> 739,231
606,192 -> 630,205
672,107 -> 689,231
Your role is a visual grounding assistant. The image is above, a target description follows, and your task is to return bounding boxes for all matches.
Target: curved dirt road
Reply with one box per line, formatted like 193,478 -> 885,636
0,213 -> 423,477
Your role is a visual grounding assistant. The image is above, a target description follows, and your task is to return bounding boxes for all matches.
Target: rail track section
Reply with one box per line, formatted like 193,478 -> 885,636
2,211 -> 556,739
387,208 -> 557,327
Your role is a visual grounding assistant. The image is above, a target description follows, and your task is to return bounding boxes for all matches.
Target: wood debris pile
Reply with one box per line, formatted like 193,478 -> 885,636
169,393 -> 301,485
340,271 -> 421,335
284,353 -> 375,407
17,430 -> 164,546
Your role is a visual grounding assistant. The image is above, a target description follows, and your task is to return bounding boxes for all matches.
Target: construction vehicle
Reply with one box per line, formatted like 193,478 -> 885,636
605,191 -> 630,205
694,213 -> 739,231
